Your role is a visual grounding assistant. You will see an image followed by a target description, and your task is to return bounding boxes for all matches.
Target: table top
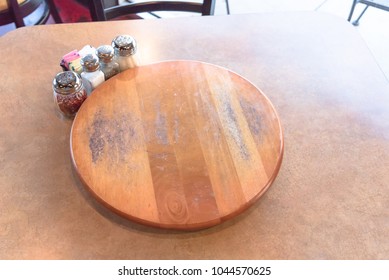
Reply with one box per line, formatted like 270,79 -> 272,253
0,11 -> 388,259
70,60 -> 283,230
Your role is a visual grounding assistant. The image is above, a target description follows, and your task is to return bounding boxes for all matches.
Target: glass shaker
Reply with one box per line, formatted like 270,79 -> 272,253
80,53 -> 105,95
111,35 -> 138,72
53,71 -> 87,118
96,45 -> 120,80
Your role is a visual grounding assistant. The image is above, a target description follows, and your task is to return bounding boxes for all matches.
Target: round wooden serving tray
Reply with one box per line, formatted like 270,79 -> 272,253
70,60 -> 283,230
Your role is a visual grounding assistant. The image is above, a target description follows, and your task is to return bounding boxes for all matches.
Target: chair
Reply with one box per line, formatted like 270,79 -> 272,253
88,0 -> 216,21
45,0 -> 119,24
348,0 -> 389,26
0,0 -> 49,28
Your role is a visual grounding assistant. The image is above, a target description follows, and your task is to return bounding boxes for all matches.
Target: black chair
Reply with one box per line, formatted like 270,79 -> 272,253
0,0 -> 49,28
348,0 -> 389,26
45,0 -> 120,24
89,0 -> 216,21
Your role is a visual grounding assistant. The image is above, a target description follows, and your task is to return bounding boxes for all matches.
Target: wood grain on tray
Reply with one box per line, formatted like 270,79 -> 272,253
70,60 -> 283,230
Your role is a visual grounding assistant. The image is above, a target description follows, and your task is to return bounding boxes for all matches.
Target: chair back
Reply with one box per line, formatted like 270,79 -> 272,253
0,0 -> 49,27
89,0 -> 215,21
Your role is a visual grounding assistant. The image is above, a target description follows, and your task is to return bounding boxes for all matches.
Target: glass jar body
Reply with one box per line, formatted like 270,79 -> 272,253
53,85 -> 87,118
81,70 -> 105,95
116,55 -> 138,72
100,60 -> 120,80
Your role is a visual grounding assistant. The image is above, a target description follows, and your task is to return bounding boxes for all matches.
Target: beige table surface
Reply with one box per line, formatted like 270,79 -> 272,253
0,12 -> 388,259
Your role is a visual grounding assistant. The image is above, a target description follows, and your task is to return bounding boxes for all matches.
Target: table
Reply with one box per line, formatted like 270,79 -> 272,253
0,12 -> 388,259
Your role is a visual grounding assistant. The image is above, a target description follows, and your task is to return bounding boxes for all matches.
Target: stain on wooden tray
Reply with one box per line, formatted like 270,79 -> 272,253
89,109 -> 136,164
222,100 -> 250,161
239,97 -> 263,136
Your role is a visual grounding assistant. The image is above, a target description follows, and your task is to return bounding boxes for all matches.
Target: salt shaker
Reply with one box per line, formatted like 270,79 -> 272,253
80,53 -> 105,95
111,35 -> 138,72
53,71 -> 87,118
96,45 -> 120,80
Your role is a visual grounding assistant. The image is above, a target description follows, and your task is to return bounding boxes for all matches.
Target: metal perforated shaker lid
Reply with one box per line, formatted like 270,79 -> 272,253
111,35 -> 137,57
81,53 -> 100,72
96,45 -> 115,63
53,71 -> 83,95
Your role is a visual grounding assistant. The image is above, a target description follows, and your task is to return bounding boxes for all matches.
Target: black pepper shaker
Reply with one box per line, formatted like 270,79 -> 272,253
96,45 -> 120,80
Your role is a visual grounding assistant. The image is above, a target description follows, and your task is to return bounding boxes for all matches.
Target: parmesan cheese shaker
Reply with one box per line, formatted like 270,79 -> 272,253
111,35 -> 138,72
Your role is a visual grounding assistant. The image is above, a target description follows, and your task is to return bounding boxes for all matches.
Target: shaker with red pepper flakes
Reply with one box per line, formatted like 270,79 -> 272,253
53,71 -> 87,118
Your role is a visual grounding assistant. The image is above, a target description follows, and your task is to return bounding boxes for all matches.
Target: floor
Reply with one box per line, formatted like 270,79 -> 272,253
1,0 -> 388,80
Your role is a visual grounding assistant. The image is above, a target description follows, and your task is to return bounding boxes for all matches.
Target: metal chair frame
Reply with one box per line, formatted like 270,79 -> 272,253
0,0 -> 49,27
89,0 -> 216,21
348,0 -> 389,26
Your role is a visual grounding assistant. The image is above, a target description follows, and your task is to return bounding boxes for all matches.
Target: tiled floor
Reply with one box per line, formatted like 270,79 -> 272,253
1,0 -> 388,80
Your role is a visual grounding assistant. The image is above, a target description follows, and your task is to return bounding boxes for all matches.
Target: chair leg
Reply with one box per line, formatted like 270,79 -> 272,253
347,0 -> 358,21
226,0 -> 230,15
7,0 -> 25,27
352,5 -> 369,26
